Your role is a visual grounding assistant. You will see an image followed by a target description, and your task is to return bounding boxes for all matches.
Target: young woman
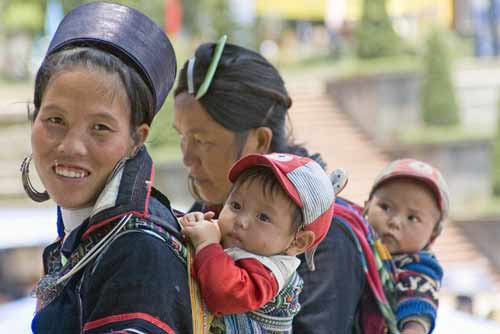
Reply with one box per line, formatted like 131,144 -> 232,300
25,3 -> 191,333
173,38 -> 365,333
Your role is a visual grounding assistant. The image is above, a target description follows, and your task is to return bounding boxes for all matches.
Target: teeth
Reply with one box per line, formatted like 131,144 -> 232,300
55,166 -> 88,178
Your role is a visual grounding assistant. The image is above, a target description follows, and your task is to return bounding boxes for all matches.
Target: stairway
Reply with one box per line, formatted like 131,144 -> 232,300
287,77 -> 388,205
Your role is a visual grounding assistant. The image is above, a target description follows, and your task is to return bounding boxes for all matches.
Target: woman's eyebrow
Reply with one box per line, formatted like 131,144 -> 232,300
94,111 -> 120,121
176,127 -> 210,136
39,103 -> 65,112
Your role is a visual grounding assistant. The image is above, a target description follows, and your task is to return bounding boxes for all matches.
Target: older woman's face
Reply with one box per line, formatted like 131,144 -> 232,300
31,69 -> 144,209
174,92 -> 256,205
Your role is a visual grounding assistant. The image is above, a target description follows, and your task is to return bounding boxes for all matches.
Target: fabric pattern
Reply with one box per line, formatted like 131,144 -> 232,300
223,272 -> 304,334
287,160 -> 334,225
393,252 -> 442,333
225,247 -> 300,292
334,198 -> 399,334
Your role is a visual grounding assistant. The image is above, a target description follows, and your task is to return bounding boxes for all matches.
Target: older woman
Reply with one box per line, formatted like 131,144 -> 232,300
24,3 -> 192,333
173,39 -> 365,333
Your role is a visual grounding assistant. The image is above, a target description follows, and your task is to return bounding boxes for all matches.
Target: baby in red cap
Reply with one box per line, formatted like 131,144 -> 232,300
364,158 -> 450,334
180,153 -> 341,333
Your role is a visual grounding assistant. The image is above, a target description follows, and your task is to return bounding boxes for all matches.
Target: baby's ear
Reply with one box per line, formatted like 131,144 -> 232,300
426,224 -> 441,248
362,199 -> 371,217
286,230 -> 315,256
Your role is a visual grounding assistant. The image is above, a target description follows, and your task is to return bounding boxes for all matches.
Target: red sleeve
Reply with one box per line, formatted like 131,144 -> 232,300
194,244 -> 279,315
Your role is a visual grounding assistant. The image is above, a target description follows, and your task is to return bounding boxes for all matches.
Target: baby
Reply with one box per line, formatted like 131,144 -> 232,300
364,159 -> 449,334
180,153 -> 339,333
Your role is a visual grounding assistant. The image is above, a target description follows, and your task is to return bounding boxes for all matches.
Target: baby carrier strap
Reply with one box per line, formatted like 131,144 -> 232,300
334,199 -> 400,334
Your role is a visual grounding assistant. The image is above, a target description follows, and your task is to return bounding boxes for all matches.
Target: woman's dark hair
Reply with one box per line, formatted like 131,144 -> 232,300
33,47 -> 155,135
231,166 -> 303,232
175,42 -> 326,169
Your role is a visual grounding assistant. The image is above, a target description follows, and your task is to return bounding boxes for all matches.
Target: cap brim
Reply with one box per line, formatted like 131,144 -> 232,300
376,173 -> 444,213
228,154 -> 302,208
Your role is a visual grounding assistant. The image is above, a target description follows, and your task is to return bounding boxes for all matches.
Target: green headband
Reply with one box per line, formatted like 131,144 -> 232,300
187,35 -> 227,99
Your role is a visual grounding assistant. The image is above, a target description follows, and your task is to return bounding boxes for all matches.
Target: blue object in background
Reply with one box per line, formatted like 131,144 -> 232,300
472,0 -> 500,57
45,0 -> 64,40
30,0 -> 64,77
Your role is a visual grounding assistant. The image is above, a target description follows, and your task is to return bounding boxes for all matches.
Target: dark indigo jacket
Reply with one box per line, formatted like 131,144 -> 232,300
32,148 -> 192,334
294,201 -> 366,334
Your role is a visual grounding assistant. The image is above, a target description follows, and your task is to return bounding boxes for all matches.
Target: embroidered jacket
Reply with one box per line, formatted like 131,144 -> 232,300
32,148 -> 193,334
193,244 -> 302,333
394,251 -> 443,333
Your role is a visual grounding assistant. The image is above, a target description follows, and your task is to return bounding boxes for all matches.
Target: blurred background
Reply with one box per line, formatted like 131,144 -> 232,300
1,0 -> 500,332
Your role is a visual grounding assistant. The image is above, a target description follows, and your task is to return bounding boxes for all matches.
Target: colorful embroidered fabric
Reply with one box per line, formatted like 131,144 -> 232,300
221,272 -> 303,334
334,198 -> 400,334
34,216 -> 187,310
393,252 -> 442,333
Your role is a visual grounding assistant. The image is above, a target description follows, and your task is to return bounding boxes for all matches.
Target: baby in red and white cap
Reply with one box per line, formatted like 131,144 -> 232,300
180,153 -> 342,333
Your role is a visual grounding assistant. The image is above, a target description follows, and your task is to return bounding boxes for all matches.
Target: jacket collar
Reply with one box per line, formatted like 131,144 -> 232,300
84,146 -> 154,233
56,147 -> 155,239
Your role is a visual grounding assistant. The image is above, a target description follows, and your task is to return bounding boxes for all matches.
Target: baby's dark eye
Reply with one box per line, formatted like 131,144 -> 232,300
257,213 -> 270,223
407,215 -> 419,223
229,201 -> 241,210
379,203 -> 391,213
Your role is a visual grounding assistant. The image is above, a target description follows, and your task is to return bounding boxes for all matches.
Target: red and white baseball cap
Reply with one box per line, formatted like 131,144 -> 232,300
369,158 -> 450,231
229,153 -> 335,261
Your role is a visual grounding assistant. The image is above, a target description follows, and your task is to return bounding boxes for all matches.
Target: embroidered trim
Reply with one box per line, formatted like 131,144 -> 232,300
187,245 -> 214,334
83,312 -> 175,333
34,215 -> 186,310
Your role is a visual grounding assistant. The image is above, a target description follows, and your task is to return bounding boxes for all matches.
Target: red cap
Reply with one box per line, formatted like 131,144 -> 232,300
229,153 -> 335,252
370,159 -> 450,228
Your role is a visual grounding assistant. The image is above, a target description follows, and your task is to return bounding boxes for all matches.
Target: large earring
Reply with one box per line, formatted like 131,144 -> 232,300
21,155 -> 49,202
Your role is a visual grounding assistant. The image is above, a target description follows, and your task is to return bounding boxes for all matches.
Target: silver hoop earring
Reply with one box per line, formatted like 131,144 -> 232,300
21,155 -> 49,202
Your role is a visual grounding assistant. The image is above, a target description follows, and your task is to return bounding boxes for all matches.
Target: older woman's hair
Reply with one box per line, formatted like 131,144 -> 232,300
175,43 -> 325,169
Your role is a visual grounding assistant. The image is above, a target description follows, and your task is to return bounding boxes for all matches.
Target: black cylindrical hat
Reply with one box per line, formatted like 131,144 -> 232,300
46,2 -> 176,118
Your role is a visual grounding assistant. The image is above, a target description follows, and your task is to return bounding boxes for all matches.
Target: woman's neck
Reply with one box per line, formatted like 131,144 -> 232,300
61,206 -> 92,234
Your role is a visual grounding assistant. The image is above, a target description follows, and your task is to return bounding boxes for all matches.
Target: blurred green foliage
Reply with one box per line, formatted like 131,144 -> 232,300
184,0 -> 237,42
399,125 -> 492,145
493,97 -> 500,196
420,28 -> 460,127
210,0 -> 235,39
2,1 -> 44,34
147,94 -> 181,162
60,0 -> 165,26
145,38 -> 193,163
0,0 -> 237,44
0,0 -> 166,35
355,0 -> 401,59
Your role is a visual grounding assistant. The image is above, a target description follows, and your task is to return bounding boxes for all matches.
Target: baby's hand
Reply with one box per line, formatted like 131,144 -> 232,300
401,321 -> 427,334
179,211 -> 219,252
179,211 -> 215,228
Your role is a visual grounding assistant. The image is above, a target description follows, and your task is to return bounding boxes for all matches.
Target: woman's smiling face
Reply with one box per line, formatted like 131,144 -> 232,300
31,68 -> 141,209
